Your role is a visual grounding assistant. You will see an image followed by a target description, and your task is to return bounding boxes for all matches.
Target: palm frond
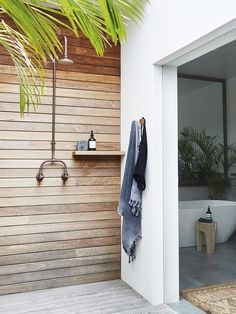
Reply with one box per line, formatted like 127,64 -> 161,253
0,19 -> 45,114
179,127 -> 236,198
28,0 -> 144,55
0,0 -> 63,61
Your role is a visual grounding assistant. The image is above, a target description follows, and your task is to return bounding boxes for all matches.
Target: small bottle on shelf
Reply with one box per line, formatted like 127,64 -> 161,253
205,206 -> 212,220
88,130 -> 96,151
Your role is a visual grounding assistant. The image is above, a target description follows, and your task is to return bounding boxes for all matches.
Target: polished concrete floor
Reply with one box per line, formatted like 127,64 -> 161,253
180,236 -> 236,290
169,299 -> 205,314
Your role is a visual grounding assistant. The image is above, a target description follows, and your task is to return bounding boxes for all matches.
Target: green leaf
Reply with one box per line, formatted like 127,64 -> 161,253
0,20 -> 45,114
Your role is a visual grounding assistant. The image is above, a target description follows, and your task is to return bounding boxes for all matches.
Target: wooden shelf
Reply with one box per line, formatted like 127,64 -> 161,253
73,151 -> 125,157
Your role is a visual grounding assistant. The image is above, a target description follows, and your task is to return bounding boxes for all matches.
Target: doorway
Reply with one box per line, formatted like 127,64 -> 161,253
178,46 -> 236,290
159,22 -> 236,303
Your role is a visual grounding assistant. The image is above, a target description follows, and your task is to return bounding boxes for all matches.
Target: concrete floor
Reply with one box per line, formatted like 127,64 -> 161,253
176,237 -> 236,313
169,299 -> 205,314
179,237 -> 236,290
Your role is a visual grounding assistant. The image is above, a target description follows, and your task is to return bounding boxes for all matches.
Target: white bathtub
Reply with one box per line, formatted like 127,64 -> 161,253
179,200 -> 236,247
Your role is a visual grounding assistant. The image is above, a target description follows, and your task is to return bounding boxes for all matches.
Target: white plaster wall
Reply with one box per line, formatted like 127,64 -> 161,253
153,1 -> 236,64
121,0 -> 236,305
178,78 -> 223,142
121,27 -> 164,305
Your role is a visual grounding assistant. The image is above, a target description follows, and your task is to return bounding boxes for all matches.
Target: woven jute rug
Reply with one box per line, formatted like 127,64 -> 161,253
181,282 -> 236,314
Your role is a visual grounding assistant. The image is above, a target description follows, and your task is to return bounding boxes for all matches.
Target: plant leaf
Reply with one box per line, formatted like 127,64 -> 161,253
0,19 -> 45,114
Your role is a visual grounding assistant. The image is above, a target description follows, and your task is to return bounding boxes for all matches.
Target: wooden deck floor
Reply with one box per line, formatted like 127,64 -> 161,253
0,280 -> 176,314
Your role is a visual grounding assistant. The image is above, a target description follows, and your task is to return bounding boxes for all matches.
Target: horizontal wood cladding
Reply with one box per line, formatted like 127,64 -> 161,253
0,130 -> 120,142
0,254 -> 121,275
0,112 -> 120,126
0,202 -> 119,216
0,177 -> 120,187
0,228 -> 121,245
0,29 -> 121,295
0,121 -> 120,134
0,55 -> 119,77
0,94 -> 120,109
0,104 -> 120,118
0,245 -> 120,265
0,84 -> 120,101
0,73 -> 120,92
0,220 -> 120,237
0,271 -> 120,295
0,237 -> 121,256
0,186 -> 120,198
0,211 -> 119,226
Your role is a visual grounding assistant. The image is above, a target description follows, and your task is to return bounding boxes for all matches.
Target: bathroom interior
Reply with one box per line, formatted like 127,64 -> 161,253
178,39 -> 236,291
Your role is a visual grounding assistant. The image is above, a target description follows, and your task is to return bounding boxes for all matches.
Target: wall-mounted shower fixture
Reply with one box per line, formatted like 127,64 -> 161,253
58,36 -> 74,65
36,36 -> 74,182
36,159 -> 69,182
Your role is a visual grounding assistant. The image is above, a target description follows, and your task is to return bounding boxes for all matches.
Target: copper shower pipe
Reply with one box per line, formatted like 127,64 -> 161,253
36,37 -> 73,182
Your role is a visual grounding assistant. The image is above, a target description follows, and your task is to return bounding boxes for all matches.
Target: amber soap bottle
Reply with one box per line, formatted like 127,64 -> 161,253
88,130 -> 96,151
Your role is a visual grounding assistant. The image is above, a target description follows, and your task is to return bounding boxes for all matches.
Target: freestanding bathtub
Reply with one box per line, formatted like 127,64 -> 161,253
179,200 -> 236,247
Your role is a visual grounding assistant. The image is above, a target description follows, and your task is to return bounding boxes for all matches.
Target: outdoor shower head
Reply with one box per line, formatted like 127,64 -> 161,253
58,36 -> 74,65
58,57 -> 74,65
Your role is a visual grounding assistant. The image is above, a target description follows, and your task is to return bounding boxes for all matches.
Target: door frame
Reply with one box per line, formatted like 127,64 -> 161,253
156,19 -> 236,303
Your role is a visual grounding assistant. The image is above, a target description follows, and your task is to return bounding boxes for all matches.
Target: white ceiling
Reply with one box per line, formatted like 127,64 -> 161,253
178,39 -> 236,79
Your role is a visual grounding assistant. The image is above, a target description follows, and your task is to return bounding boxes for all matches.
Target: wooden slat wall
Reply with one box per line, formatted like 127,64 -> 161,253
0,29 -> 121,295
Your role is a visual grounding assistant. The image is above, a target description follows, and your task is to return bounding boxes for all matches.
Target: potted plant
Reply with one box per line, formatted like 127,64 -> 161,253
178,127 -> 236,199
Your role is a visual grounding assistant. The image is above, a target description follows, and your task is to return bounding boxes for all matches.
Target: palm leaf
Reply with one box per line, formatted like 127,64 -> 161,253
0,19 -> 45,114
0,0 -> 63,61
179,127 -> 236,198
30,0 -> 144,54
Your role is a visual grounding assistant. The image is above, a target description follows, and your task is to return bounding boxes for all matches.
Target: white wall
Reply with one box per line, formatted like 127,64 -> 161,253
121,39 -> 164,304
153,1 -> 236,64
121,0 -> 236,305
178,78 -> 223,141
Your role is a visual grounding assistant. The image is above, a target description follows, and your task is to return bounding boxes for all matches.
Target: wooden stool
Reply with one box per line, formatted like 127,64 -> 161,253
195,222 -> 217,255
